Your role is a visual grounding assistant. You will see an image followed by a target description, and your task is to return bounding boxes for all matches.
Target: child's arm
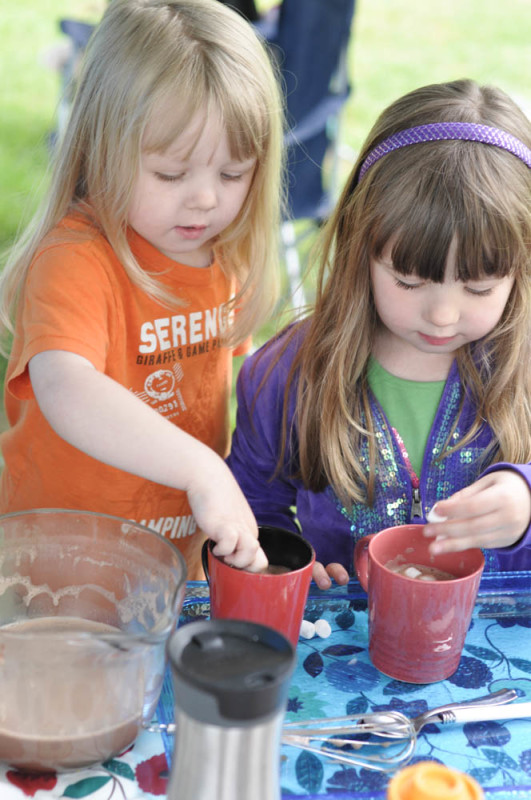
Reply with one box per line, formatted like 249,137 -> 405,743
28,349 -> 267,571
423,467 -> 531,555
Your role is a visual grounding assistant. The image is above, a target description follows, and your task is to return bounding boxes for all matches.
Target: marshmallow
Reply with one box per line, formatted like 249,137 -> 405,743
427,506 -> 448,523
300,620 -> 316,639
314,619 -> 332,639
404,566 -> 422,579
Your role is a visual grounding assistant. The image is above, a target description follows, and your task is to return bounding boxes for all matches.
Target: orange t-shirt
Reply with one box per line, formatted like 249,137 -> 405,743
0,214 -> 248,579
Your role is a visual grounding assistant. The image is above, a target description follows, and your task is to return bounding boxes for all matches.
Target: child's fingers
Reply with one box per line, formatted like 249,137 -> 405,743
210,529 -> 244,556
428,511 -> 523,554
428,525 -> 494,555
215,547 -> 268,572
429,529 -> 505,555
312,561 -> 350,590
427,471 -> 528,526
239,545 -> 269,573
312,561 -> 332,589
325,562 -> 350,585
431,473 -> 507,517
425,471 -> 530,551
425,481 -> 490,529
212,532 -> 266,570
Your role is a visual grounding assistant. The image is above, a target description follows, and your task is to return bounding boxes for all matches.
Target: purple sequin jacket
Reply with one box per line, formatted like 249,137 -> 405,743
227,326 -> 531,574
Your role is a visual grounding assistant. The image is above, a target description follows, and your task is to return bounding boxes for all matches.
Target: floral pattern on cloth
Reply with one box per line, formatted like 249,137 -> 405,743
157,576 -> 531,800
0,735 -> 169,799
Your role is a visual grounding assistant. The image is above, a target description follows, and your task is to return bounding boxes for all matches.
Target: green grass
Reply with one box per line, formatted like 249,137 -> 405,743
1,0 -> 530,429
2,0 -> 529,254
344,0 -> 531,157
0,2 -> 105,250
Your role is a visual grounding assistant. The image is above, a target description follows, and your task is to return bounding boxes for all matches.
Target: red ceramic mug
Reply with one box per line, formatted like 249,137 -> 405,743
354,524 -> 485,683
201,526 -> 315,648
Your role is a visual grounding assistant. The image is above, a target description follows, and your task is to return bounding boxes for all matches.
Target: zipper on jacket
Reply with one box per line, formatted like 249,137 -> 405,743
411,487 -> 423,518
386,420 -> 424,521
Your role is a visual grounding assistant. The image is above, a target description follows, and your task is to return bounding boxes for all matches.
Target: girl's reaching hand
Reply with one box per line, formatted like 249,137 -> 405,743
424,470 -> 531,555
185,453 -> 268,573
312,560 -> 350,590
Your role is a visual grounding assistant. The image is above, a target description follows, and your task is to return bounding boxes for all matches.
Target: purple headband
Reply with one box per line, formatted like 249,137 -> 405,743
358,122 -> 531,182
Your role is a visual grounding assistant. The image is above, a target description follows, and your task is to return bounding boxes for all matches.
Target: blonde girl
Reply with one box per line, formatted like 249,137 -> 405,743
0,0 -> 285,578
227,79 -> 531,588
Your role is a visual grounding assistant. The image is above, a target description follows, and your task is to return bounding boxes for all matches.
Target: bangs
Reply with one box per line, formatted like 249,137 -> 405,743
368,143 -> 524,282
207,63 -> 273,162
142,84 -> 206,154
143,76 -> 268,163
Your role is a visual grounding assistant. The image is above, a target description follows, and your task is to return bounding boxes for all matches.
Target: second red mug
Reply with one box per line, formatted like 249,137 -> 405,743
354,524 -> 485,683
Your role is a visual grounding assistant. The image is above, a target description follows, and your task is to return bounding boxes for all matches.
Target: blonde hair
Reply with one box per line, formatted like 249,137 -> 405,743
0,0 -> 285,350
281,79 -> 531,507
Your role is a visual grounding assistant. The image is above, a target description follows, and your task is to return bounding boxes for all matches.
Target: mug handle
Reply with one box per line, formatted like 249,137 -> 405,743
353,535 -> 373,591
201,539 -> 212,585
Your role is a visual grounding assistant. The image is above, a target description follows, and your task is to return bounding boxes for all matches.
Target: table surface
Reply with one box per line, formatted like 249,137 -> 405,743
1,572 -> 531,799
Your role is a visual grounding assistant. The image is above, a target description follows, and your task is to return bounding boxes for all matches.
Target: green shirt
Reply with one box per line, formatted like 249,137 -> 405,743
367,357 -> 446,477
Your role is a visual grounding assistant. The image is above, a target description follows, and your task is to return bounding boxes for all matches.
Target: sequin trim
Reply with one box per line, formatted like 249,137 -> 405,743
331,362 -> 500,570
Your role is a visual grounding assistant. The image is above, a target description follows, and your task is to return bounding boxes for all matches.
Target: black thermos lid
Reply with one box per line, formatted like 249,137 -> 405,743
168,619 -> 296,726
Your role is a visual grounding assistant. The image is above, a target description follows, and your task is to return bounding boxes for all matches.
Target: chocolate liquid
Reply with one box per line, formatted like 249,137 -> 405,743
385,561 -> 456,581
0,617 -> 144,771
260,564 -> 292,575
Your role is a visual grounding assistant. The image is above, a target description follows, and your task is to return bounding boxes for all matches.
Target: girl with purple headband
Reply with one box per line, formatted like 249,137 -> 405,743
227,79 -> 531,588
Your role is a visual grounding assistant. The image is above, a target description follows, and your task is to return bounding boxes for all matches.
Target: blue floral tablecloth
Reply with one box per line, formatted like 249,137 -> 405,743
1,573 -> 530,799
158,573 -> 531,800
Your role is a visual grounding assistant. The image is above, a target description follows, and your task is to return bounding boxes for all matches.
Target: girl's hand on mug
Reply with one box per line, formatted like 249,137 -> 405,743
424,470 -> 531,554
312,560 -> 350,590
186,453 -> 268,572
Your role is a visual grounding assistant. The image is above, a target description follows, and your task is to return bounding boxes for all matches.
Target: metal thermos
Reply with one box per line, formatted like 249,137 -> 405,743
166,618 -> 296,800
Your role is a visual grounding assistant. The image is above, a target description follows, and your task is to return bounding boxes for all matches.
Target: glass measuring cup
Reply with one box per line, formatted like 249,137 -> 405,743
0,509 -> 187,771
